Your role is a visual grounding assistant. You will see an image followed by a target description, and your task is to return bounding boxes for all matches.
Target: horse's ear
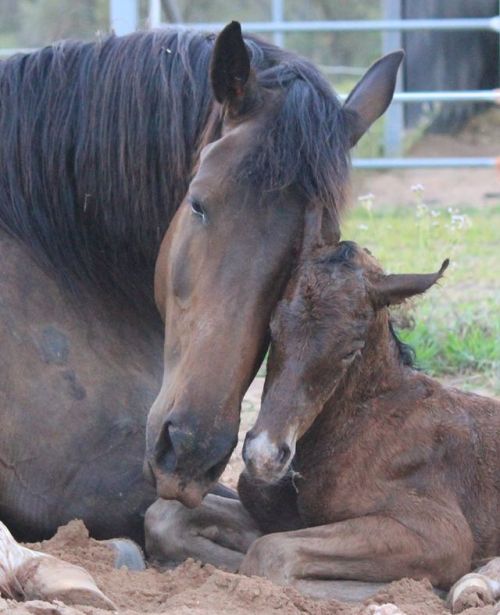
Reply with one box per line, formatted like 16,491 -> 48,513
371,259 -> 449,309
210,21 -> 252,113
302,204 -> 340,258
343,50 -> 404,148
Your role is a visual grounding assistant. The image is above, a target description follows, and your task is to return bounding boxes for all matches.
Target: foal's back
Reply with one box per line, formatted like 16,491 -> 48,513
296,369 -> 500,556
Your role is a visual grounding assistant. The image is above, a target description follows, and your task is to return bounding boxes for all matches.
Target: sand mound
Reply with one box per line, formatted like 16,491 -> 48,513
0,520 -> 495,615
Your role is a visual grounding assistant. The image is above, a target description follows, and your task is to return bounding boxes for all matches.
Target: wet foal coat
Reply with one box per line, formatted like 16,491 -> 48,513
240,241 -> 500,600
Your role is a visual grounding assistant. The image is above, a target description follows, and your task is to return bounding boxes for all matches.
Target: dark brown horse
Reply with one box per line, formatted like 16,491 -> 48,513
0,21 -> 402,540
239,235 -> 500,609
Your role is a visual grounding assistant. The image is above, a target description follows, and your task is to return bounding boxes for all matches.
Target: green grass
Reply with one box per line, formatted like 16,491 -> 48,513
342,199 -> 500,393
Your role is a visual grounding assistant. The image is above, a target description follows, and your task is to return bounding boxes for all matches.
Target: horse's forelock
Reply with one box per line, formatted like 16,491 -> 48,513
239,42 -> 351,221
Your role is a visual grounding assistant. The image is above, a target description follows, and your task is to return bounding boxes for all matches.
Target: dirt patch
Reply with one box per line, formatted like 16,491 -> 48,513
0,520 -> 494,615
352,108 -> 500,209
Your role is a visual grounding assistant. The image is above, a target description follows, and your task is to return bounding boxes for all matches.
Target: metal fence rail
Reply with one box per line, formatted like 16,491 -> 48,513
353,158 -> 499,169
150,12 -> 499,170
339,91 -> 500,103
161,18 -> 500,33
3,1 -> 499,171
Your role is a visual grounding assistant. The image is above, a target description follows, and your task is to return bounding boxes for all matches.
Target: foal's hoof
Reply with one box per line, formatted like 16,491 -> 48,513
447,573 -> 496,613
19,555 -> 115,610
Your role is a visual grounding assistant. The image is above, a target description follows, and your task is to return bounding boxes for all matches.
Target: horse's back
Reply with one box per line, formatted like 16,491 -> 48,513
0,230 -> 162,542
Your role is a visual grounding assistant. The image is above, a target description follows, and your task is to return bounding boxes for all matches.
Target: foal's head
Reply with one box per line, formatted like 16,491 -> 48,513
244,231 -> 448,482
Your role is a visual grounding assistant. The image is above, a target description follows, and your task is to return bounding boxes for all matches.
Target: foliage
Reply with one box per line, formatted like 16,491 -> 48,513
0,0 -> 108,47
343,193 -> 500,393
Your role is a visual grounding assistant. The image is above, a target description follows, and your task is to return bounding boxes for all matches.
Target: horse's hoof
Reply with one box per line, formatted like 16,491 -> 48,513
1,521 -> 114,610
447,573 -> 495,613
103,539 -> 145,571
19,554 -> 116,610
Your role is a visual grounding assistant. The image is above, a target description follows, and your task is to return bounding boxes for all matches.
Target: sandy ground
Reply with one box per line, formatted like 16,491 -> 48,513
0,520 -> 495,615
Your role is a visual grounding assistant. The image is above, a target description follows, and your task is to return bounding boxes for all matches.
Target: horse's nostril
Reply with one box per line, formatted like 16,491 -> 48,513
277,443 -> 291,466
143,459 -> 157,487
154,420 -> 178,473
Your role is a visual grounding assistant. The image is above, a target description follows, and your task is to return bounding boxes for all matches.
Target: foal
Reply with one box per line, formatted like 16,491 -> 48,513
241,237 -> 500,609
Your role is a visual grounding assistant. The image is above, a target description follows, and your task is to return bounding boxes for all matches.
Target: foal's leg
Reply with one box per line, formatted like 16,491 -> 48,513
240,505 -> 474,601
144,493 -> 261,572
448,557 -> 500,613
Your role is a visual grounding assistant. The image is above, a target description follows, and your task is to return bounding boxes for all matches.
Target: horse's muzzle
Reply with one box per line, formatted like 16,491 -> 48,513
145,418 -> 237,507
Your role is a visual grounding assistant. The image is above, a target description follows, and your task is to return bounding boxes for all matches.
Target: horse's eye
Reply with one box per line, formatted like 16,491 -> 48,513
190,198 -> 206,221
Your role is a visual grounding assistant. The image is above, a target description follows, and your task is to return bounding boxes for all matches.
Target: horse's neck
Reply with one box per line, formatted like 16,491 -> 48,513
332,311 -> 407,406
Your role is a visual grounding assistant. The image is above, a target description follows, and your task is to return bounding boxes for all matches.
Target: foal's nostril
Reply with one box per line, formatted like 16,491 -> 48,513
242,432 -> 254,467
277,443 -> 291,466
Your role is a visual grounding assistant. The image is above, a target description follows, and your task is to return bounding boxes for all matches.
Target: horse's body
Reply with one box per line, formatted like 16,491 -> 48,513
0,28 -> 208,541
0,22 -> 402,540
0,230 -> 161,542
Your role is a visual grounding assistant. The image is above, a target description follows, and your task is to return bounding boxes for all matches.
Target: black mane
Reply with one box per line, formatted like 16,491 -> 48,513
319,241 -> 416,368
388,320 -> 416,367
240,38 -> 350,225
0,28 -> 350,311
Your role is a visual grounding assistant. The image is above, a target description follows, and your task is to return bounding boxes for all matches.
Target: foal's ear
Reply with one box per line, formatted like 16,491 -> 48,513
302,204 -> 340,257
210,21 -> 253,113
371,259 -> 449,308
343,50 -> 404,148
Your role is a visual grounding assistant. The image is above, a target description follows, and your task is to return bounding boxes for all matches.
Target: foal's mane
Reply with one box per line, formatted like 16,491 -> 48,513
0,28 -> 350,311
320,241 -> 416,368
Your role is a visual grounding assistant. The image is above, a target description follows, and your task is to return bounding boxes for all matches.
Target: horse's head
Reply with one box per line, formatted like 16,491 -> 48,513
244,229 -> 449,483
145,21 -> 404,506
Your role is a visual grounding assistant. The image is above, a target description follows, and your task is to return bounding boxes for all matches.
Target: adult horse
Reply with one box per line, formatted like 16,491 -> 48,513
0,21 -> 402,541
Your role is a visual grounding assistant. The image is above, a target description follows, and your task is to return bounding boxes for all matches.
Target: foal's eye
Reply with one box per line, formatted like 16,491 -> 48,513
341,343 -> 364,366
189,198 -> 206,221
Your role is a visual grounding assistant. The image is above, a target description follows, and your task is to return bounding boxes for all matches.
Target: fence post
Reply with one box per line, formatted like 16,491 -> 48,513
272,0 -> 285,47
382,0 -> 403,156
110,0 -> 138,35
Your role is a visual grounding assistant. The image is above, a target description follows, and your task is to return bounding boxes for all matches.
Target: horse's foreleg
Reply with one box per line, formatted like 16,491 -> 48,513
240,507 -> 473,601
144,493 -> 261,572
448,558 -> 500,613
0,521 -> 114,609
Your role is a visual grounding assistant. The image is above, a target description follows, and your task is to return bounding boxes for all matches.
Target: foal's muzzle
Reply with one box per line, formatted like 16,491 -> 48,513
242,429 -> 294,483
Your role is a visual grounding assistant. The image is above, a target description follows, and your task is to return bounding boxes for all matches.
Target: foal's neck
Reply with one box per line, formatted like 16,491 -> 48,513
334,310 -> 407,403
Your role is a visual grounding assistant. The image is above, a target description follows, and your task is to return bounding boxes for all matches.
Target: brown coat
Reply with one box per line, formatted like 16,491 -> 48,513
240,240 -> 499,589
